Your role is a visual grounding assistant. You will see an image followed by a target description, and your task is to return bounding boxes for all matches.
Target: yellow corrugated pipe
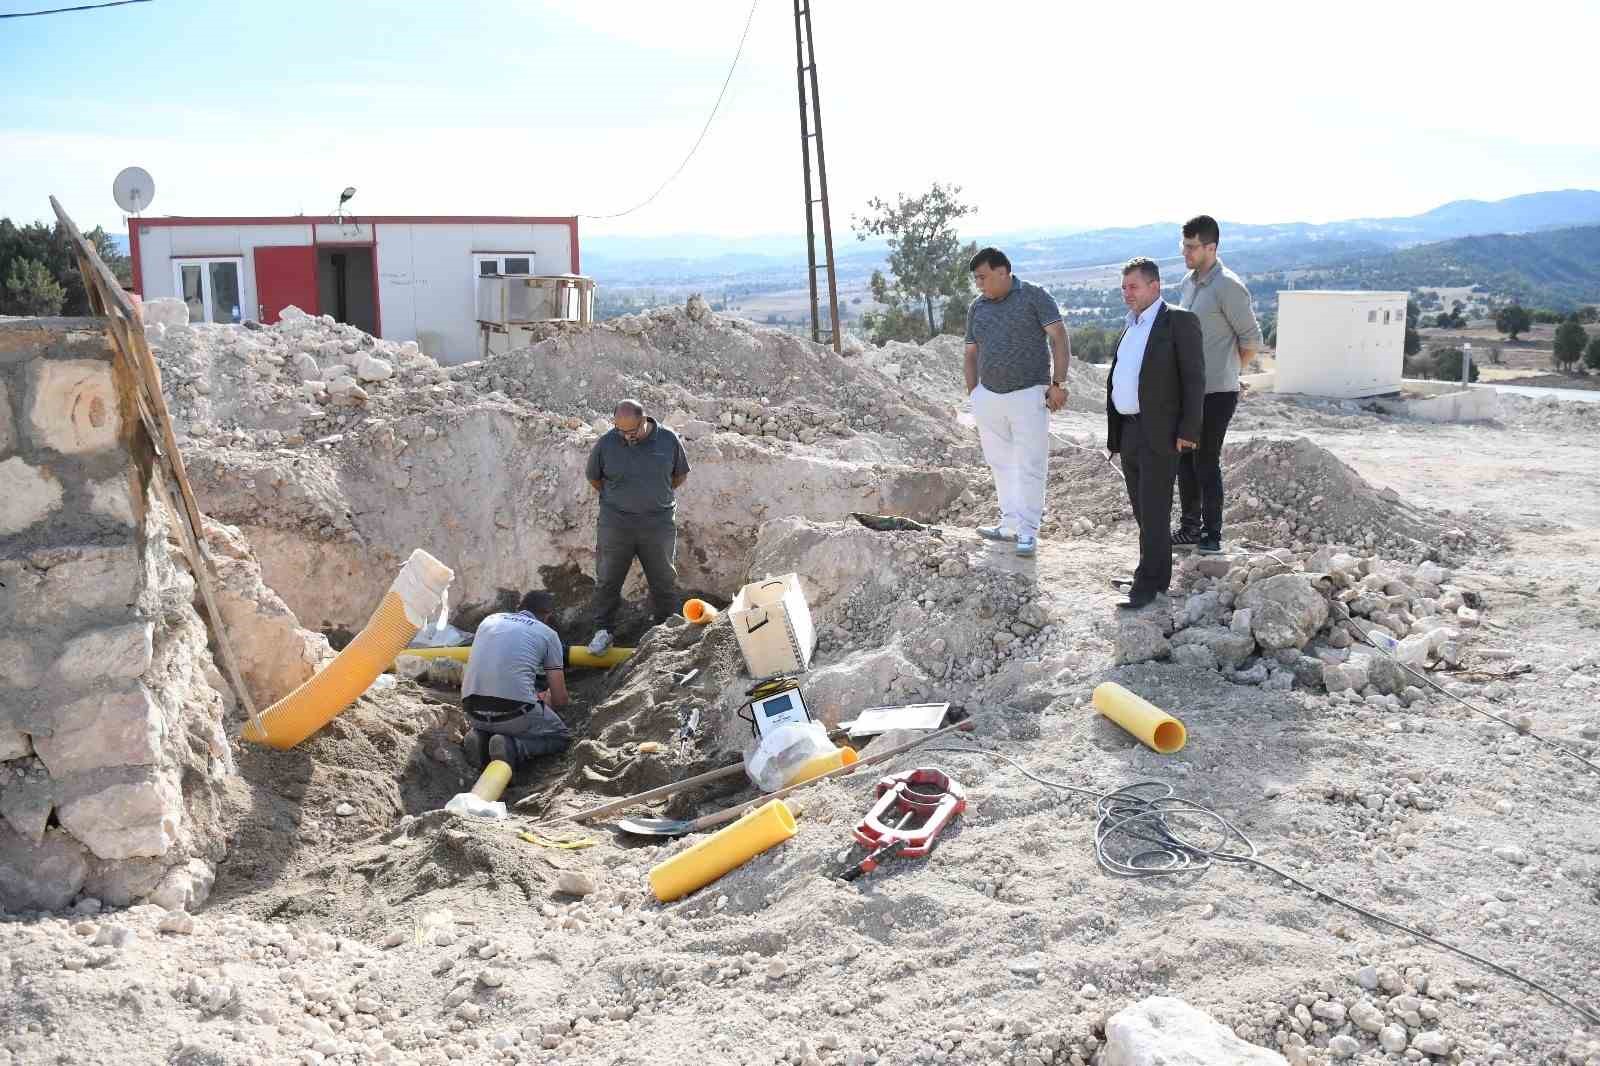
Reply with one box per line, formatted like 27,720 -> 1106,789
243,550 -> 454,750
397,645 -> 635,668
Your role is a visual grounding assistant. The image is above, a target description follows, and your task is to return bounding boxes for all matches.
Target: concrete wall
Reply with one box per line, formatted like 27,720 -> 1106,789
137,221 -> 574,364
1276,291 -> 1408,398
0,319 -> 230,914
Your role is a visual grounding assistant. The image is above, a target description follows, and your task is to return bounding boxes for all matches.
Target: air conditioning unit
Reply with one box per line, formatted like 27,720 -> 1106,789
477,276 -> 560,325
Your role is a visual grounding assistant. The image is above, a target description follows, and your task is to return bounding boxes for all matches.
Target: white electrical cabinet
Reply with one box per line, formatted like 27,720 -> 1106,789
1275,291 -> 1408,398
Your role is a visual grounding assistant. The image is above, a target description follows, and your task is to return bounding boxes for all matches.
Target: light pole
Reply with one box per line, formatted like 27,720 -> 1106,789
1462,342 -> 1472,388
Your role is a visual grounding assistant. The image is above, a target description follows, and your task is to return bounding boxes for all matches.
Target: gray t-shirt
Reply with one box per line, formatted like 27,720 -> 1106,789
964,276 -> 1063,393
585,418 -> 690,521
1178,259 -> 1264,394
461,611 -> 564,705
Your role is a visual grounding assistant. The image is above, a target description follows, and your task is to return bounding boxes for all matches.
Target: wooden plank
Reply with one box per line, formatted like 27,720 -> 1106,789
51,197 -> 263,735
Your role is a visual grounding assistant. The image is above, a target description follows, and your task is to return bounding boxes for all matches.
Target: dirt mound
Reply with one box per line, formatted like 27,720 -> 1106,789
1220,436 -> 1499,563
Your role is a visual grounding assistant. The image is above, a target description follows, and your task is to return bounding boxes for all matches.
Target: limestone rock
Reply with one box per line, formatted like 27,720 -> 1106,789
0,457 -> 65,535
52,622 -> 155,687
1366,655 -> 1409,696
1114,611 -> 1171,665
356,356 -> 394,382
56,772 -> 182,861
1172,643 -> 1217,670
28,359 -> 124,455
1170,627 -> 1256,670
33,686 -> 163,777
0,824 -> 89,912
148,858 -> 216,912
556,871 -> 597,897
0,728 -> 33,761
1239,574 -> 1328,650
1104,997 -> 1287,1066
87,475 -> 137,526
0,640 -> 44,690
140,297 -> 189,329
292,352 -> 322,382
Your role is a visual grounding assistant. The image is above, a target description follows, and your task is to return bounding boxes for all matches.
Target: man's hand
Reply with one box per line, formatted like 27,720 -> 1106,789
1045,384 -> 1068,412
1177,438 -> 1199,452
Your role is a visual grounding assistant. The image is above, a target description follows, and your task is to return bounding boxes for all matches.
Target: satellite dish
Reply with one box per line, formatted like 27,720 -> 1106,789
113,167 -> 155,215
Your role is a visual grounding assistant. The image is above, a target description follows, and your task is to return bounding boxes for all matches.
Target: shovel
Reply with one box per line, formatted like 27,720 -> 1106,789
616,718 -> 977,837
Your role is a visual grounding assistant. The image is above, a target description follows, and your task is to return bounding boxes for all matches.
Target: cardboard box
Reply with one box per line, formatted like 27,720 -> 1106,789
729,573 -> 817,679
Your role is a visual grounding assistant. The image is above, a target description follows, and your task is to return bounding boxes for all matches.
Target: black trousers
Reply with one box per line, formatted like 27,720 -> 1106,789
588,515 -> 680,628
1176,390 -> 1240,538
1117,414 -> 1178,596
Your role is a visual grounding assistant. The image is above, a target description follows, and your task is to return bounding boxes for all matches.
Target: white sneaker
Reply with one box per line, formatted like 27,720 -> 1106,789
977,524 -> 1016,542
1015,535 -> 1037,557
586,629 -> 614,656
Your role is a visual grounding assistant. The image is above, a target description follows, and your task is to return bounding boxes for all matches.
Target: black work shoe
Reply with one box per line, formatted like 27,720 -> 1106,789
1196,536 -> 1223,555
1117,590 -> 1158,610
487,734 -> 513,767
465,731 -> 490,770
1171,528 -> 1202,547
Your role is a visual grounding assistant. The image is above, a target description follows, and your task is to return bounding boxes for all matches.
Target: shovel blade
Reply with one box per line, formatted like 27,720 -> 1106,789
616,816 -> 697,838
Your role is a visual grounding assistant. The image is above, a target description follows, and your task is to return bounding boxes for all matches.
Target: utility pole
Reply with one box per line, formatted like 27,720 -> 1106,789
793,0 -> 841,352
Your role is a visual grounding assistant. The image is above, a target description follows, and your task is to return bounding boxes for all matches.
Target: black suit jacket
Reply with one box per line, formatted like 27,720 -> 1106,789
1105,302 -> 1206,455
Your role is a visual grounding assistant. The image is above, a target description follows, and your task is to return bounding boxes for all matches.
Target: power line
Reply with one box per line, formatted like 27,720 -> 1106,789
579,0 -> 760,221
0,0 -> 150,18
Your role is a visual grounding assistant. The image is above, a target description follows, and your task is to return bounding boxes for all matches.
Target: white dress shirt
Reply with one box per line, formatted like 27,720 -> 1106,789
1111,300 -> 1164,415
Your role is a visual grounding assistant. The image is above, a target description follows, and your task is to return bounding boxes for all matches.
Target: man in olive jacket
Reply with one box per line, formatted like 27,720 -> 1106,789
1105,257 -> 1205,609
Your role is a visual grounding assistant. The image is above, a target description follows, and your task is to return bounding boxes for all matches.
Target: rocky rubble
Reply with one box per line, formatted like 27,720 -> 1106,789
1114,547 -> 1483,706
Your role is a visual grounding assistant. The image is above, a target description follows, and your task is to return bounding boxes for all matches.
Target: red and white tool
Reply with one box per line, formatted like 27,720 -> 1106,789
839,768 -> 966,880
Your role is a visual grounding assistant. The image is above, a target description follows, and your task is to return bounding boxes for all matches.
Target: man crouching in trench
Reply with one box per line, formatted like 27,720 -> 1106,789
459,590 -> 571,769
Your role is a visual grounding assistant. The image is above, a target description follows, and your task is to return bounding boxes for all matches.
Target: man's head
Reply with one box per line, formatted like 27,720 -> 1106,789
613,399 -> 648,444
1121,258 -> 1163,315
518,589 -> 556,621
1181,215 -> 1220,273
969,247 -> 1013,301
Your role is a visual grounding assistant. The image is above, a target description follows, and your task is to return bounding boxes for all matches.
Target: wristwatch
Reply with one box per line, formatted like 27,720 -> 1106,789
1050,379 -> 1066,388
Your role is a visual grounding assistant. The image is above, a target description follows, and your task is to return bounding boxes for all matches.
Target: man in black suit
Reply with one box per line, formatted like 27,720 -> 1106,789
1106,257 -> 1205,609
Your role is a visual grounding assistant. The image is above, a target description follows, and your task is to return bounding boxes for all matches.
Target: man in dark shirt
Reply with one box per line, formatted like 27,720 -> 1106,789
583,398 -> 691,654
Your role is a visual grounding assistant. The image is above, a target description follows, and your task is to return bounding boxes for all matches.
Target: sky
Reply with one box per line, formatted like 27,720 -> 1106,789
4,0 -> 1599,246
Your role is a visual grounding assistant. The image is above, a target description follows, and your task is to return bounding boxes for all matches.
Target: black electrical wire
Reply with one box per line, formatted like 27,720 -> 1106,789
579,0 -> 760,221
920,741 -> 1600,1027
0,0 -> 148,17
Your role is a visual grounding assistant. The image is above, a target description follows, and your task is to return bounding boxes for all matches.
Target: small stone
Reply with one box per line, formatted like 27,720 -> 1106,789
1079,983 -> 1100,1000
477,969 -> 504,989
1355,966 -> 1379,991
1378,1024 -> 1408,1053
1491,845 -> 1530,866
335,803 -> 356,818
457,1002 -> 481,1023
157,911 -> 195,935
1327,1034 -> 1360,1060
356,356 -> 395,382
1411,1031 -> 1453,1056
381,930 -> 406,949
556,871 -> 597,897
1311,1001 -> 1345,1024
767,959 -> 788,980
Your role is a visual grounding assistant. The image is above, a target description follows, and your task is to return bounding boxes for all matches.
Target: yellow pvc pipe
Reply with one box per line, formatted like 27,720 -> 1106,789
471,760 -> 512,802
244,549 -> 453,750
648,799 -> 797,902
682,598 -> 717,624
784,745 -> 857,787
1092,681 -> 1187,754
395,645 -> 635,669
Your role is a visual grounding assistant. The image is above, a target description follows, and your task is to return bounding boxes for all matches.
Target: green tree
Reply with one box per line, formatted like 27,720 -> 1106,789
3,257 -> 67,316
851,183 -> 977,344
1585,336 -> 1600,372
1553,317 -> 1589,372
1071,325 -> 1119,364
1429,347 -> 1479,382
1404,298 -> 1422,356
0,217 -> 130,315
1495,304 -> 1532,340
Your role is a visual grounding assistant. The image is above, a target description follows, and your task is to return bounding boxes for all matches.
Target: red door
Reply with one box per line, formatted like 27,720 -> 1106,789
254,245 -> 319,324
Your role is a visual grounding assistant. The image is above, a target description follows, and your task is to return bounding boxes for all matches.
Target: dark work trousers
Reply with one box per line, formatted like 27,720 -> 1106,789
462,695 -> 571,769
589,514 -> 680,628
1176,389 -> 1240,538
1117,414 -> 1179,597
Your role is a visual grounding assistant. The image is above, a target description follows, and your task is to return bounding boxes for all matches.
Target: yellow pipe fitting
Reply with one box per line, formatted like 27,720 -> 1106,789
470,760 -> 512,802
784,745 -> 857,787
1092,681 -> 1187,754
682,598 -> 718,624
648,799 -> 797,902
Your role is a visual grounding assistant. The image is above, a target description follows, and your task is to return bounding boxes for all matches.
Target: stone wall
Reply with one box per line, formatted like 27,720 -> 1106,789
0,318 -> 231,913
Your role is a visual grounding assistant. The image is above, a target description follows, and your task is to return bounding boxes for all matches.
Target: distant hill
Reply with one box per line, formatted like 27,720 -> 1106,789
1282,225 -> 1600,308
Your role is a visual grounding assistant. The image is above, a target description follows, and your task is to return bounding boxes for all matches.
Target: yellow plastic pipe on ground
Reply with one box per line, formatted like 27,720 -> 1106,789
648,799 -> 797,902
1091,681 -> 1187,754
470,760 -> 512,802
784,745 -> 857,787
682,598 -> 718,624
396,645 -> 635,668
243,550 -> 454,750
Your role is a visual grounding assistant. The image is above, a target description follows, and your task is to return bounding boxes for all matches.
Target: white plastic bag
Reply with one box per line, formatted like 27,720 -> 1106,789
743,720 -> 834,791
444,792 -> 506,820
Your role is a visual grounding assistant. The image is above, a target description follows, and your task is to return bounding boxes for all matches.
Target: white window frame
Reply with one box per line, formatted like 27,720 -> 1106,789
473,252 -> 536,280
172,257 -> 244,324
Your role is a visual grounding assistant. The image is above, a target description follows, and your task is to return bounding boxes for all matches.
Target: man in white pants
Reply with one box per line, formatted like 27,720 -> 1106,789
963,247 -> 1071,557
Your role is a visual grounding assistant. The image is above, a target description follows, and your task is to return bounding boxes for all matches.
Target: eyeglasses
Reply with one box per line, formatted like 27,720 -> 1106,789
1180,241 -> 1213,253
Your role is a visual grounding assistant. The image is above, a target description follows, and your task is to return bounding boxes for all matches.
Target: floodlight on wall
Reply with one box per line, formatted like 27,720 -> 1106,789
333,186 -> 358,234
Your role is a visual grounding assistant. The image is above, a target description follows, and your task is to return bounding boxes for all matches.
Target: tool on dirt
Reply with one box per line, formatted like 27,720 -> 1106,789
737,675 -> 813,738
839,702 -> 950,740
615,718 -> 977,838
838,768 -> 966,881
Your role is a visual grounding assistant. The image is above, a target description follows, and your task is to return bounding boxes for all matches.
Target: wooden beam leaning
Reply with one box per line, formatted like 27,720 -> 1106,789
49,196 -> 264,736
